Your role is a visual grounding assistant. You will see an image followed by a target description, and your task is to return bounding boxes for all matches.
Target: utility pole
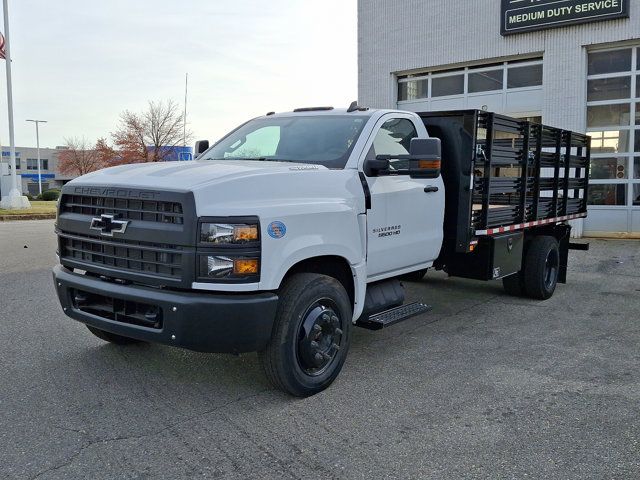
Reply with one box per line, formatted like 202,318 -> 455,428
0,0 -> 29,208
26,119 -> 47,195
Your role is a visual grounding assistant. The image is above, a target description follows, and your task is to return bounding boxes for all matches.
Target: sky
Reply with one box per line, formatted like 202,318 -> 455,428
0,0 -> 357,149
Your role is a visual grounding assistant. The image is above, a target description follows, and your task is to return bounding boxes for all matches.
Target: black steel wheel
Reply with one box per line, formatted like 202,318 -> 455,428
523,235 -> 560,300
86,325 -> 145,345
259,273 -> 352,397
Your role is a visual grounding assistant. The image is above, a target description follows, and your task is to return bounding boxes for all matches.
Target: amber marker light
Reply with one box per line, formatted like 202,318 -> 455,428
417,159 -> 441,170
233,259 -> 259,275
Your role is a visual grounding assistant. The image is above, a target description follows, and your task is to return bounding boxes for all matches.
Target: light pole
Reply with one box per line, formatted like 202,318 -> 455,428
26,119 -> 46,195
0,0 -> 29,208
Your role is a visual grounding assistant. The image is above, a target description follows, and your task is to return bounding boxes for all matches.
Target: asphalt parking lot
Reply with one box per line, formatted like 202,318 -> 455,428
1,220 -> 639,479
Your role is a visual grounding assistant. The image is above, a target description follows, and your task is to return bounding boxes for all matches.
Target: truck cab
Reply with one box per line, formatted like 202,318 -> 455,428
53,106 -> 589,396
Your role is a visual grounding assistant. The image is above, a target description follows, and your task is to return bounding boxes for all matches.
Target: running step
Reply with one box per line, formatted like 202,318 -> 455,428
356,302 -> 431,330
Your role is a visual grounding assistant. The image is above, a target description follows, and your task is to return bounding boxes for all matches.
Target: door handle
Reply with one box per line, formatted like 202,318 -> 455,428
424,186 -> 439,193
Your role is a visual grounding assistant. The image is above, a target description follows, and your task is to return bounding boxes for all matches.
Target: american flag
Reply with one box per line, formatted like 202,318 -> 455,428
0,32 -> 5,60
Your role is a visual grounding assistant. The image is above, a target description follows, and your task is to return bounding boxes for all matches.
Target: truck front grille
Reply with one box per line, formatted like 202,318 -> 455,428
61,195 -> 184,225
60,232 -> 183,280
57,186 -> 198,287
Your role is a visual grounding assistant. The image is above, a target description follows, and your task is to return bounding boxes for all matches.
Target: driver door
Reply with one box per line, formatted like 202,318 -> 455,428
362,115 -> 444,279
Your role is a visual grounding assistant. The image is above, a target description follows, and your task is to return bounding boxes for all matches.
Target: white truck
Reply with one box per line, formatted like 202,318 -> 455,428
53,104 -> 590,396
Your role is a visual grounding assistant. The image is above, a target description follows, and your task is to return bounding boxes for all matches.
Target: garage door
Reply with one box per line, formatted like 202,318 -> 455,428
584,46 -> 640,235
397,59 -> 543,118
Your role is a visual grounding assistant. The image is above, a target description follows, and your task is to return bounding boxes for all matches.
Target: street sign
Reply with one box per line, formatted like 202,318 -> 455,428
501,0 -> 630,36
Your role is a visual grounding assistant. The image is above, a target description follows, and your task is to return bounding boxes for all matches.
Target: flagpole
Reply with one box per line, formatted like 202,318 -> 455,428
0,0 -> 29,209
183,72 -> 188,148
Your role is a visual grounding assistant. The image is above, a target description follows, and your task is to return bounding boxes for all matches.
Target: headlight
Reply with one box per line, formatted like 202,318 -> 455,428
197,217 -> 261,282
200,223 -> 259,244
198,255 -> 260,280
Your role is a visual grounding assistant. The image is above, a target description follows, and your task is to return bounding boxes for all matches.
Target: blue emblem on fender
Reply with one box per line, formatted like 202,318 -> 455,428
268,221 -> 287,239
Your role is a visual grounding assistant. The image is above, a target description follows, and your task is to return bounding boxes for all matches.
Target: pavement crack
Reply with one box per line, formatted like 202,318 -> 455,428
28,388 -> 271,480
451,294 -> 501,317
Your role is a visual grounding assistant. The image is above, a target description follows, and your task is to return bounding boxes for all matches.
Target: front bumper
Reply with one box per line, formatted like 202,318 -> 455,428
53,265 -> 278,354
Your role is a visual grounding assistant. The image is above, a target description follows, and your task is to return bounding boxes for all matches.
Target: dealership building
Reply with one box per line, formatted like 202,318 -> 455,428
358,0 -> 640,236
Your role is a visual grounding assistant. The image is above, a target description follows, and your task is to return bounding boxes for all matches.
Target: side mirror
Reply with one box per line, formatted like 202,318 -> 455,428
409,138 -> 441,179
194,140 -> 210,158
364,156 -> 390,177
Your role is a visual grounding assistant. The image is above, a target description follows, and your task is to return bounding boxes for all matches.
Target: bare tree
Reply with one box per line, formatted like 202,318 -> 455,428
57,137 -> 106,176
110,100 -> 192,163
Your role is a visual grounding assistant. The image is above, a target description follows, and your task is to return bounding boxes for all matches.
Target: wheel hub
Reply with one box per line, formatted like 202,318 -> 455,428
297,304 -> 343,375
544,249 -> 559,289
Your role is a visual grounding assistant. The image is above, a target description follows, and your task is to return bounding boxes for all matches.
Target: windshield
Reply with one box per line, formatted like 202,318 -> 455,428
200,115 -> 369,169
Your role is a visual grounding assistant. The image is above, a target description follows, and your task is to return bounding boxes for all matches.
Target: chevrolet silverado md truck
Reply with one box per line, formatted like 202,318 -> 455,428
53,105 -> 590,396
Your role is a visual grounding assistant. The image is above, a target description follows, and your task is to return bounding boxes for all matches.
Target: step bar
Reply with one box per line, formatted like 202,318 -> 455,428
356,302 -> 431,331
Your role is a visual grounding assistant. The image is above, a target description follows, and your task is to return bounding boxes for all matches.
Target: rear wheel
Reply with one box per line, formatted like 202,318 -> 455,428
523,236 -> 560,300
86,325 -> 144,345
259,273 -> 352,397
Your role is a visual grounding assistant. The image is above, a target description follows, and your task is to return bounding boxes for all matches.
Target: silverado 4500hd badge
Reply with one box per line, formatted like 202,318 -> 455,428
373,225 -> 401,238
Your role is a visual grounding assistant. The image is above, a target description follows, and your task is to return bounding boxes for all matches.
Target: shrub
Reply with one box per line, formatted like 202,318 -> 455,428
38,189 -> 61,201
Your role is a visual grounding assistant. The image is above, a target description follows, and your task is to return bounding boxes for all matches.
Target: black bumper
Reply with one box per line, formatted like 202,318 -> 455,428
52,265 -> 278,354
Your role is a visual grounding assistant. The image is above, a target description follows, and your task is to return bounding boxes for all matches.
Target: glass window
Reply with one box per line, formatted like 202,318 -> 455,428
634,184 -> 640,206
15,159 -> 20,170
431,75 -> 464,97
635,130 -> 640,152
398,83 -> 408,101
588,49 -> 632,75
507,64 -> 543,88
588,130 -> 630,154
637,76 -> 640,99
367,118 -> 418,171
587,77 -> 631,102
634,158 -> 640,179
587,104 -> 630,127
398,80 -> 428,101
590,158 -> 628,179
25,158 -> 49,170
468,70 -> 503,93
201,115 -> 369,169
588,184 -> 627,206
636,104 -> 640,124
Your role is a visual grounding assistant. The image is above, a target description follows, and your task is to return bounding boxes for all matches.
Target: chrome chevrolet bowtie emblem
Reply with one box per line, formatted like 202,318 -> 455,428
89,214 -> 129,236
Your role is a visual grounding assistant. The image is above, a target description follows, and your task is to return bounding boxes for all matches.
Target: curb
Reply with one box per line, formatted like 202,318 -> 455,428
0,214 -> 56,222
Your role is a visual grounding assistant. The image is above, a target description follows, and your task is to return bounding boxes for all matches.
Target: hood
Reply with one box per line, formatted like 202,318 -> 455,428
69,160 -> 329,191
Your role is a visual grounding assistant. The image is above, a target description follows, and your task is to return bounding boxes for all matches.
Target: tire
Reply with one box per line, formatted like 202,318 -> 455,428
523,235 -> 560,300
502,272 -> 524,296
86,325 -> 145,345
259,273 -> 352,397
399,269 -> 428,282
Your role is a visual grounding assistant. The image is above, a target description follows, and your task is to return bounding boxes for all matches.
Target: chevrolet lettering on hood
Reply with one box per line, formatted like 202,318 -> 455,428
73,186 -> 161,199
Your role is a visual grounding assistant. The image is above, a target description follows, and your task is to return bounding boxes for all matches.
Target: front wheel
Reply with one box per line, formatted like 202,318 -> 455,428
259,273 -> 352,397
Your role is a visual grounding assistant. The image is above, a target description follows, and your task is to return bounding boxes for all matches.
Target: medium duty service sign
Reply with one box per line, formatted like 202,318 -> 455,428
501,0 -> 630,35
